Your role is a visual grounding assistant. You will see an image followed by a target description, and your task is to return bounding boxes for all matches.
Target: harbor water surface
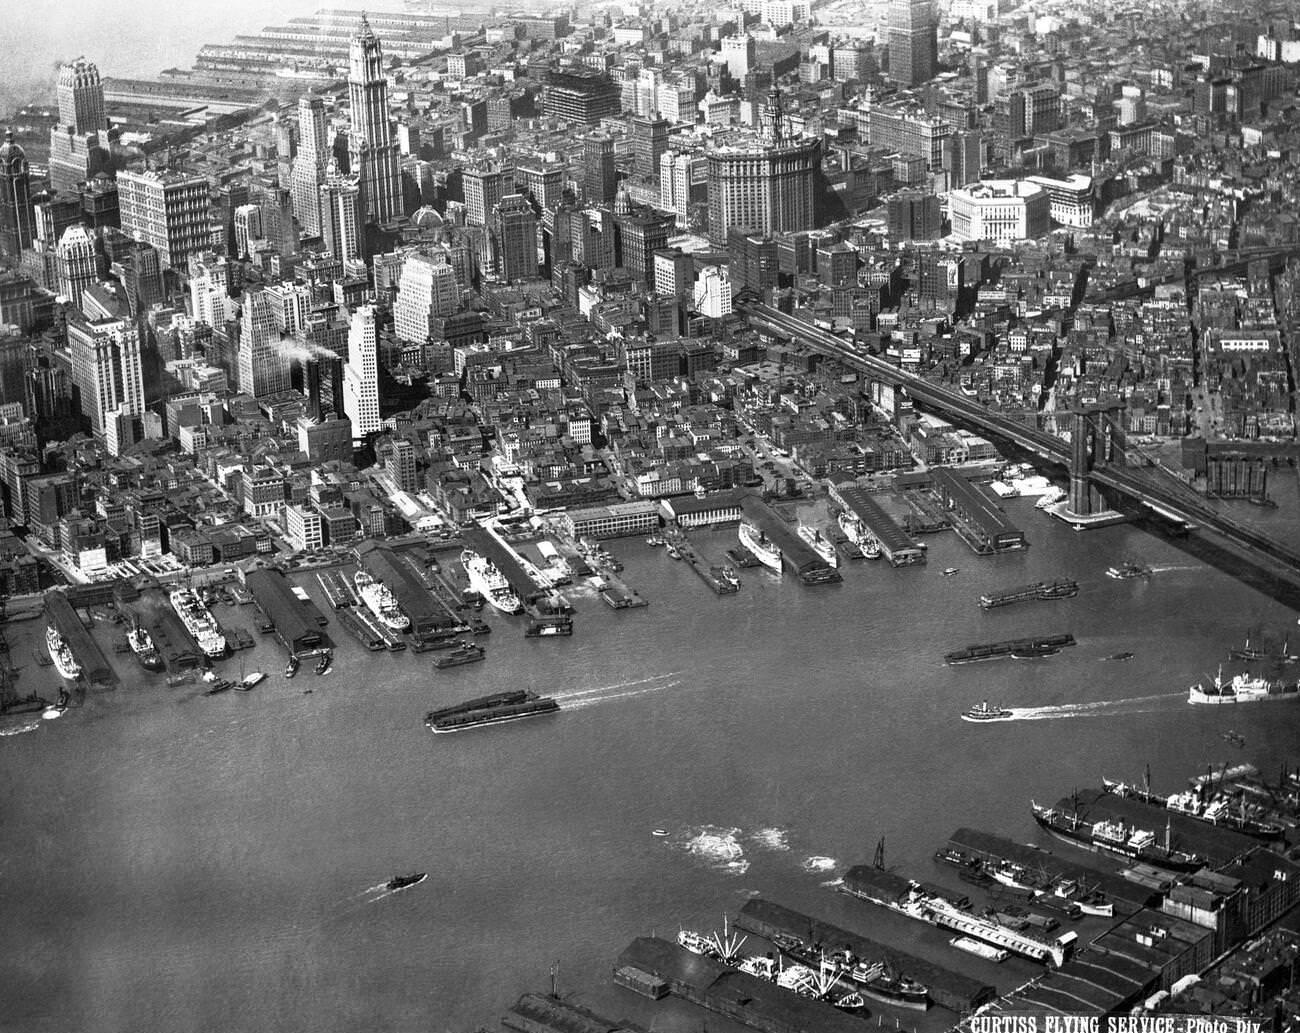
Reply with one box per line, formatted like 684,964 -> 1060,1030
2,495 -> 1298,1033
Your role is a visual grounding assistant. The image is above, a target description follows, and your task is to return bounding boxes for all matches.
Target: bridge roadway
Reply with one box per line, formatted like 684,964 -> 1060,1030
738,301 -> 1300,577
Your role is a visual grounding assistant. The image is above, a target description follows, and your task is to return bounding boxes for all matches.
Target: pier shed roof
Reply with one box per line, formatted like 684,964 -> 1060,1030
244,570 -> 321,652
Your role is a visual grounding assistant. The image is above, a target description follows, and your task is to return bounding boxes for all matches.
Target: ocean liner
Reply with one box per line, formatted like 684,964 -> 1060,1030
354,570 -> 411,632
45,625 -> 81,681
738,521 -> 782,572
168,586 -> 228,658
461,549 -> 523,614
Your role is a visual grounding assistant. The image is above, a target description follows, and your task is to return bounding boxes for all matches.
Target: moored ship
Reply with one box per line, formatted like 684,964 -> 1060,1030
771,934 -> 930,1010
168,586 -> 228,658
837,511 -> 882,559
1030,801 -> 1206,873
45,625 -> 81,681
432,642 -> 486,668
738,521 -> 782,573
461,549 -> 523,614
1187,667 -> 1298,705
796,524 -> 839,568
126,622 -> 164,671
426,689 -> 558,732
353,570 -> 411,632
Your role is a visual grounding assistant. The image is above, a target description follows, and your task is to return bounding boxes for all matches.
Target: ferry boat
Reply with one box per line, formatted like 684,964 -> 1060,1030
126,622 -> 164,671
738,521 -> 782,573
432,642 -> 486,668
45,625 -> 81,681
1106,561 -> 1152,580
168,586 -> 228,658
425,689 -> 559,733
962,701 -> 1013,722
461,549 -> 523,614
837,511 -> 881,559
1187,667 -> 1298,705
796,524 -> 839,567
353,570 -> 411,632
1030,801 -> 1206,873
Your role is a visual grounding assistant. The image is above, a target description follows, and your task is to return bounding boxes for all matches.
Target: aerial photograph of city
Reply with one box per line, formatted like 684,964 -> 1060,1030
0,0 -> 1298,1030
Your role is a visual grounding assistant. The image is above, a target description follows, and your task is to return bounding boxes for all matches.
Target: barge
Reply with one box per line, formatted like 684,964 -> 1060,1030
426,690 -> 558,732
979,579 -> 1079,609
945,633 -> 1075,665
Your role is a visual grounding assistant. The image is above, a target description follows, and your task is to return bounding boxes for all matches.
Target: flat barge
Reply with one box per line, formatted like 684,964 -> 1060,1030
735,898 -> 994,1014
979,579 -> 1079,609
426,690 -> 558,732
945,633 -> 1076,664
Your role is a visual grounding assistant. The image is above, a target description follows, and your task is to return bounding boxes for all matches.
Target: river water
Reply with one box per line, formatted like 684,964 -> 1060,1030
1,494 -> 1297,1033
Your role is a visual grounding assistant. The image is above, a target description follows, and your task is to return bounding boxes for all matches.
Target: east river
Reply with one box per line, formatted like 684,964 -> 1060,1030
2,490 -> 1298,1033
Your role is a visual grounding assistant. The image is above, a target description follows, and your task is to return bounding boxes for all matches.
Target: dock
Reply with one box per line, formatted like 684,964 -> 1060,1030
599,577 -> 648,608
830,484 -> 926,566
735,897 -> 996,1015
460,526 -> 547,607
316,571 -> 353,608
666,530 -> 740,595
45,590 -> 117,685
738,496 -> 840,585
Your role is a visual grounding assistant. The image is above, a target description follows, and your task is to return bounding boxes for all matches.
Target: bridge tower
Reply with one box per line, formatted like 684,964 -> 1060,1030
1066,404 -> 1126,516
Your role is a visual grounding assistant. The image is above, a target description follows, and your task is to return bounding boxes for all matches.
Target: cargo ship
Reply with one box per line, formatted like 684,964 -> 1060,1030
126,622 -> 164,671
353,570 -> 411,632
771,933 -> 930,1010
979,579 -> 1079,609
738,521 -> 782,572
426,689 -> 558,732
1103,777 -> 1286,841
1030,801 -> 1206,873
933,846 -> 996,887
1187,667 -> 1298,705
837,512 -> 882,559
432,642 -> 486,668
945,633 -> 1075,664
796,525 -> 839,567
45,625 -> 81,681
844,870 -> 1069,967
461,549 -> 523,614
168,586 -> 228,658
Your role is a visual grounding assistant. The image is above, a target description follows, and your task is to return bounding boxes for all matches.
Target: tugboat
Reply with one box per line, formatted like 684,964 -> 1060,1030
1106,561 -> 1152,580
284,654 -> 300,679
962,700 -> 1013,722
203,679 -> 234,696
942,567 -> 960,577
126,621 -> 164,672
315,651 -> 333,676
385,872 -> 427,891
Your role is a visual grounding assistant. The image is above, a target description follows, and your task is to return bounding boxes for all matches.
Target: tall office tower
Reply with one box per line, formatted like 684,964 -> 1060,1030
237,290 -> 291,399
617,206 -> 673,285
347,17 -> 403,223
121,241 -> 164,316
942,131 -> 983,188
116,168 -> 211,270
233,204 -> 263,259
67,312 -> 144,437
386,437 -> 418,492
292,96 -> 329,235
0,130 -> 33,261
48,58 -> 108,192
721,35 -> 757,79
319,168 -> 365,262
887,0 -> 938,88
543,69 -> 621,126
259,186 -> 298,257
463,163 -> 513,227
343,304 -> 380,437
263,281 -> 313,335
726,227 -> 778,295
583,133 -> 617,205
493,194 -> 537,284
189,251 -> 236,328
705,92 -> 819,246
514,162 -> 564,213
393,254 -> 460,343
56,225 -> 100,309
629,115 -> 670,182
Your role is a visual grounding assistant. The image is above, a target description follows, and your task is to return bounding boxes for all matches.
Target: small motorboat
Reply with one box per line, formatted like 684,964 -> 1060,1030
942,567 -> 960,576
285,654 -> 300,679
315,652 -> 333,676
1104,651 -> 1135,661
386,872 -> 427,891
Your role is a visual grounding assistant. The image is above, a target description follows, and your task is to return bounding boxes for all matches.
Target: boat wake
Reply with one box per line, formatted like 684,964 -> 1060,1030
0,719 -> 41,737
801,855 -> 837,873
680,824 -> 750,875
1002,692 -> 1187,721
557,672 -> 684,711
748,827 -> 791,851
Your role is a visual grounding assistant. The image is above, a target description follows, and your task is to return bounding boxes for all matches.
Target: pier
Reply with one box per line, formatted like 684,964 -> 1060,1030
356,543 -> 454,646
665,530 -> 740,595
245,571 -> 327,656
738,496 -> 840,584
45,590 -> 116,685
460,526 -> 547,607
830,484 -> 925,566
734,897 -> 995,1014
599,577 -> 648,608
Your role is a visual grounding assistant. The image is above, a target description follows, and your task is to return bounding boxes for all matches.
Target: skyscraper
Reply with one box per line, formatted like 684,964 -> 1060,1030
48,58 -> 108,193
319,167 -> 364,262
343,304 -> 380,437
393,254 -> 460,344
116,168 -> 211,270
56,225 -> 100,309
583,133 -> 617,204
629,116 -> 670,182
292,96 -> 329,235
0,130 -> 33,261
233,204 -> 263,259
237,290 -> 291,399
888,0 -> 938,88
347,17 -> 403,224
189,251 -> 236,328
463,164 -> 513,227
67,312 -> 144,437
493,194 -> 537,284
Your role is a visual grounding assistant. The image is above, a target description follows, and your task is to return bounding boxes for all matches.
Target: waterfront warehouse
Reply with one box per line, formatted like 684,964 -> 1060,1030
829,484 -> 925,566
559,500 -> 661,539
660,488 -> 747,528
738,495 -> 839,582
930,469 -> 1026,552
355,543 -> 447,640
44,589 -> 115,685
243,570 -> 324,655
735,897 -> 995,1014
614,936 -> 870,1033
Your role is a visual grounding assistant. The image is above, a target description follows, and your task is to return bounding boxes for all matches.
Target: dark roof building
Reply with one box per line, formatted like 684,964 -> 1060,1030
244,569 -> 324,655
